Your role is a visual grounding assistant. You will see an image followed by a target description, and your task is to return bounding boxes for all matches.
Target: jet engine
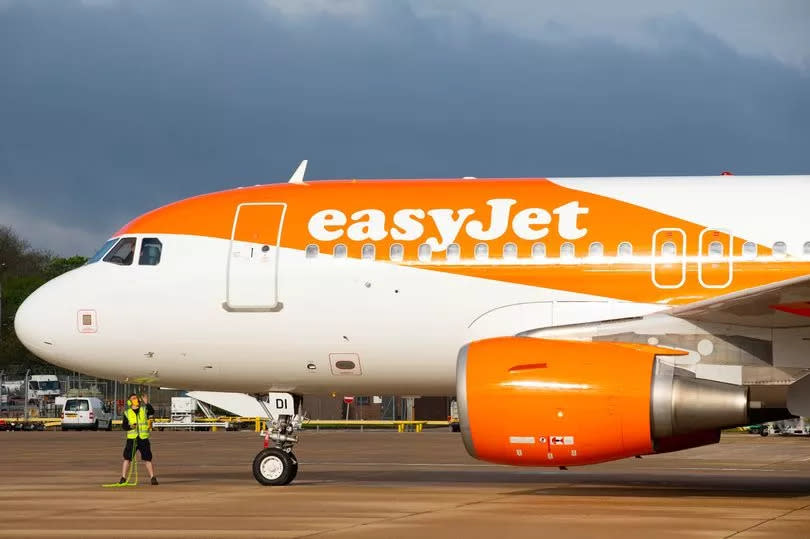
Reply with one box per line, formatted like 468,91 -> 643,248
456,337 -> 788,466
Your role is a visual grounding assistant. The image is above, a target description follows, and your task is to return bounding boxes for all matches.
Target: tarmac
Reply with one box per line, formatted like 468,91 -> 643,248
1,430 -> 810,538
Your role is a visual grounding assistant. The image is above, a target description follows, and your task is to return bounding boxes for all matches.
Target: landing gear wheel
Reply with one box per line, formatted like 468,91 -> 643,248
253,448 -> 296,486
282,452 -> 298,485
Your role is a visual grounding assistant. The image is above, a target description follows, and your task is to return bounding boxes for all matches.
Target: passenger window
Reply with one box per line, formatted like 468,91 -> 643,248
742,241 -> 757,258
103,237 -> 137,266
474,243 -> 489,261
588,242 -> 603,258
773,241 -> 787,257
661,241 -> 677,258
803,242 -> 810,257
361,244 -> 375,260
708,241 -> 723,258
138,238 -> 162,265
446,243 -> 461,262
305,244 -> 319,258
617,242 -> 632,258
502,242 -> 518,260
560,242 -> 575,259
417,243 -> 432,262
334,244 -> 347,259
389,243 -> 404,262
531,242 -> 546,260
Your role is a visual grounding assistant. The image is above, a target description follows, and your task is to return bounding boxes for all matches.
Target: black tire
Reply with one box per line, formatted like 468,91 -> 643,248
760,429 -> 769,437
91,420 -> 99,431
449,423 -> 461,433
253,448 -> 295,486
105,420 -> 112,431
281,452 -> 298,486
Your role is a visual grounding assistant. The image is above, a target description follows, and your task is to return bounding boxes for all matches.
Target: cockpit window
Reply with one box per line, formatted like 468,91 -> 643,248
87,239 -> 117,264
103,237 -> 137,266
139,238 -> 163,266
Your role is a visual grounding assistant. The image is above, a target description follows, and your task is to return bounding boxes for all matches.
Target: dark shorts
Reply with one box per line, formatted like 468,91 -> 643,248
123,438 -> 153,461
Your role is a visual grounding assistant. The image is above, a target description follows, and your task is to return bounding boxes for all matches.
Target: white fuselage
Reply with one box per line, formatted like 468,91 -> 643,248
15,175 -> 810,395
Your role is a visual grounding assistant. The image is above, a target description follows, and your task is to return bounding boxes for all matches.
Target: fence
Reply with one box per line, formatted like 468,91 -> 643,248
0,370 -> 182,419
1,369 -> 455,422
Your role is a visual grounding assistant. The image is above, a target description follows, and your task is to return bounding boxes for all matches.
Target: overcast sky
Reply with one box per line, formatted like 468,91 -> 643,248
1,0 -> 808,256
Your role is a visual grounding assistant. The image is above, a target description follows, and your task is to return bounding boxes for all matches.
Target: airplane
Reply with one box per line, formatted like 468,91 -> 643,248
14,163 -> 810,485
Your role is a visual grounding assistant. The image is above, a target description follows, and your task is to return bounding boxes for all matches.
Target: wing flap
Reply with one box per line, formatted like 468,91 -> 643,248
672,274 -> 810,327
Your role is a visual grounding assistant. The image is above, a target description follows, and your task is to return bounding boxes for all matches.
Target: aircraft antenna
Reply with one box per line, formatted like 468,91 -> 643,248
288,160 -> 308,184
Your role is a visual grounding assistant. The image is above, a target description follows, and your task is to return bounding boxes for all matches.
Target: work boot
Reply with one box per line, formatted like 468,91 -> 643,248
151,476 -> 159,485
118,477 -> 127,484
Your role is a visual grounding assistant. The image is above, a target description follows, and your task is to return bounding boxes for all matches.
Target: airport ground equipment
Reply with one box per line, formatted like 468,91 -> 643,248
0,417 -> 52,430
746,424 -> 771,436
448,400 -> 460,432
152,396 -> 229,430
763,418 -> 809,436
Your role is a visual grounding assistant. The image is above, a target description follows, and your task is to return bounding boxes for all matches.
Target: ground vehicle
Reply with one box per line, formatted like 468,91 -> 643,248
28,375 -> 61,402
747,424 -> 770,436
61,397 -> 112,431
1,380 -> 22,406
448,400 -> 460,432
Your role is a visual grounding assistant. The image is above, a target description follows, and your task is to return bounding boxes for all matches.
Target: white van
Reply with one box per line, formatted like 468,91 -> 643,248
62,397 -> 113,431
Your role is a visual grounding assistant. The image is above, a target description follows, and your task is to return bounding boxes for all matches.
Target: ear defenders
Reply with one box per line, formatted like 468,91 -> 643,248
127,397 -> 139,407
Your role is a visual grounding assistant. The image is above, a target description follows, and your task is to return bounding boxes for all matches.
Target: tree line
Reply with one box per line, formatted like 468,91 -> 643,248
0,225 -> 87,373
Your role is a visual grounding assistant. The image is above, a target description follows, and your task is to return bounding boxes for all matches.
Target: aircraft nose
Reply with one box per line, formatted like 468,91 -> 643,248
15,283 -> 57,356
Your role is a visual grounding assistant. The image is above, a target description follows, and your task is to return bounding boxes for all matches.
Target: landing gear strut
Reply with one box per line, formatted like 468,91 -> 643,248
252,397 -> 304,486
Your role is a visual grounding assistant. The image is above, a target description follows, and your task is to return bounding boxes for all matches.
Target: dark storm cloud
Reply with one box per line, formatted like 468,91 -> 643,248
0,0 -> 808,254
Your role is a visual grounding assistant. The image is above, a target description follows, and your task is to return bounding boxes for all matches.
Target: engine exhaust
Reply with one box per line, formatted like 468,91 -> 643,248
650,359 -> 791,443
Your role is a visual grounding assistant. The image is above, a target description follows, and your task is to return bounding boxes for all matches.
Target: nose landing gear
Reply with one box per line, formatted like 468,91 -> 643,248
252,399 -> 304,486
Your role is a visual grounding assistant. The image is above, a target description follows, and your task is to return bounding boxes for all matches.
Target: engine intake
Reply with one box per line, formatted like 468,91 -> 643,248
457,337 -> 788,467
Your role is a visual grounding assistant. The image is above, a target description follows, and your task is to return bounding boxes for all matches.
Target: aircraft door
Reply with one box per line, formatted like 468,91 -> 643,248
698,228 -> 733,288
226,202 -> 287,311
651,228 -> 686,289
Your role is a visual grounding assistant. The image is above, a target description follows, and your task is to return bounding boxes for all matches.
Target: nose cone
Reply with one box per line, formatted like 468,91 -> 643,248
15,285 -> 55,357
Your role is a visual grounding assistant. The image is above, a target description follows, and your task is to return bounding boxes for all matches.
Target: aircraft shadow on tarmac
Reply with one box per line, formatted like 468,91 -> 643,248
178,469 -> 810,498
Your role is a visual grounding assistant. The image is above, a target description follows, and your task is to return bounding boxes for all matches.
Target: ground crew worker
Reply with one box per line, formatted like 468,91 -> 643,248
118,393 -> 158,485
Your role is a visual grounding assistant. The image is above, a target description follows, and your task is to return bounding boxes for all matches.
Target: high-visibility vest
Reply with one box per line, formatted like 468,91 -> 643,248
125,407 -> 150,439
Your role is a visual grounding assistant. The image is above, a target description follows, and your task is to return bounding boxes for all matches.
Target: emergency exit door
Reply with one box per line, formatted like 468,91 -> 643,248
226,202 -> 286,310
698,228 -> 734,288
651,228 -> 686,289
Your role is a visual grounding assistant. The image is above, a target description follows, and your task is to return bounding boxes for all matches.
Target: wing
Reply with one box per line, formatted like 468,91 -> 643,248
671,274 -> 810,327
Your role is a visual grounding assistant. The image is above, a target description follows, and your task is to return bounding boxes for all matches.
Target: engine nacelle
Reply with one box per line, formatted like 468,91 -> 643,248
457,337 -> 759,467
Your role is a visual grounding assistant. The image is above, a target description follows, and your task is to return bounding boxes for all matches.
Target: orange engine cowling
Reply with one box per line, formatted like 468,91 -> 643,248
457,337 -> 751,467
